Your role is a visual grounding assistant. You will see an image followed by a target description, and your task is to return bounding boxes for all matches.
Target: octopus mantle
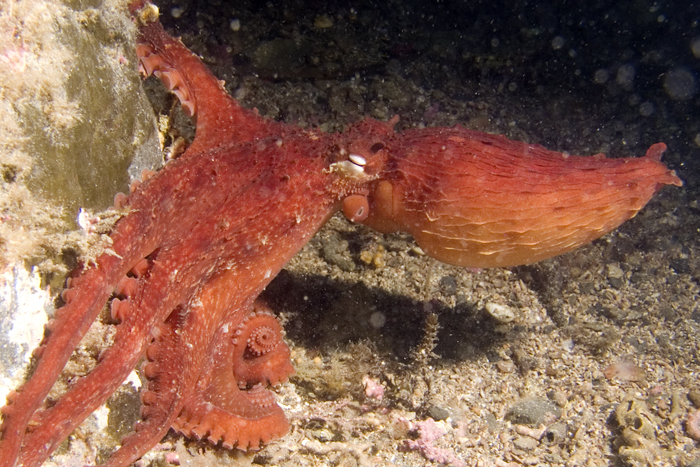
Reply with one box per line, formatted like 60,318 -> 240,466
0,2 -> 681,466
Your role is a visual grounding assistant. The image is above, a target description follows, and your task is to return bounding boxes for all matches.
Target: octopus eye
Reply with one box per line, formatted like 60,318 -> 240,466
348,153 -> 367,166
328,158 -> 366,178
370,142 -> 385,153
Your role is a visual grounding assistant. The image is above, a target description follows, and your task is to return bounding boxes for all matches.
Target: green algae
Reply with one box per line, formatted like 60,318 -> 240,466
0,0 -> 161,269
18,0 -> 160,222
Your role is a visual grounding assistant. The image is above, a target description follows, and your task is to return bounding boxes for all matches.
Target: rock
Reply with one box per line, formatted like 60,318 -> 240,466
506,398 -> 561,426
0,0 -> 159,437
513,436 -> 538,451
427,405 -> 450,421
485,302 -> 516,323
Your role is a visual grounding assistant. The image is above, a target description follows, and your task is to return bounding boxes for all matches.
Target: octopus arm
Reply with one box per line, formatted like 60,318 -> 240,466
133,2 -> 278,154
0,201 -> 169,467
11,255 -> 187,467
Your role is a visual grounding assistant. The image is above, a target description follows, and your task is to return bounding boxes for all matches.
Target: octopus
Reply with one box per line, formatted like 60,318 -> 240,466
0,1 -> 682,466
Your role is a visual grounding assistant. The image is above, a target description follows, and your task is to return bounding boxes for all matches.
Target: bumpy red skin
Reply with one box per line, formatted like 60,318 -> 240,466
0,2 -> 681,467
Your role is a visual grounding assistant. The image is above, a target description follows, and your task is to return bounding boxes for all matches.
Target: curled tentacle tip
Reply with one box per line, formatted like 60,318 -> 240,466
114,192 -> 128,209
246,326 -> 279,357
60,288 -> 77,303
110,298 -> 129,322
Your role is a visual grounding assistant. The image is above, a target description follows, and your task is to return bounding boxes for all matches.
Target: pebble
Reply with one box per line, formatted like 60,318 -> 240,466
485,302 -> 516,323
542,422 -> 567,444
506,398 -> 561,426
320,235 -> 355,271
513,436 -> 538,451
310,427 -> 336,442
496,360 -> 515,373
606,263 -> 624,279
606,263 -> 625,288
439,276 -> 458,296
427,405 -> 451,421
688,389 -> 700,408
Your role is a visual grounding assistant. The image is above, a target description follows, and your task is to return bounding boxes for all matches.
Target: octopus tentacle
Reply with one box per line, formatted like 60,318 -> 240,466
230,306 -> 294,387
132,2 -> 278,154
94,315 -> 185,467
93,272 -> 287,465
0,193 -> 166,467
173,387 -> 289,451
0,258 -> 125,467
172,302 -> 293,451
12,259 -> 179,467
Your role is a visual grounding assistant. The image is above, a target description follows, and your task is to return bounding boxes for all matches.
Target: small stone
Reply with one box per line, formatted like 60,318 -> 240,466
513,436 -> 538,451
362,375 -> 384,401
484,412 -> 499,431
427,405 -> 450,421
548,389 -> 568,408
485,302 -> 516,323
688,389 -> 700,408
411,246 -> 425,256
314,14 -> 333,29
320,235 -> 355,271
604,359 -> 644,382
606,263 -> 624,279
506,398 -> 562,426
496,360 -> 515,373
310,428 -> 336,442
438,276 -> 458,296
542,422 -> 567,444
606,263 -> 625,288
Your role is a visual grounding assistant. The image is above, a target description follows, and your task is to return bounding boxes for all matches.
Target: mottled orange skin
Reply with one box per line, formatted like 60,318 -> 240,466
0,2 -> 680,467
355,129 -> 681,267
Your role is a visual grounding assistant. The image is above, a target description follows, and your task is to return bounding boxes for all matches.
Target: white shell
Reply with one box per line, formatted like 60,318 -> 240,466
485,302 -> 516,323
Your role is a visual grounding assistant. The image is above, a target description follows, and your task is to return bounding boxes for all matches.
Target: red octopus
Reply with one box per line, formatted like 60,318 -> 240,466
0,2 -> 681,466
